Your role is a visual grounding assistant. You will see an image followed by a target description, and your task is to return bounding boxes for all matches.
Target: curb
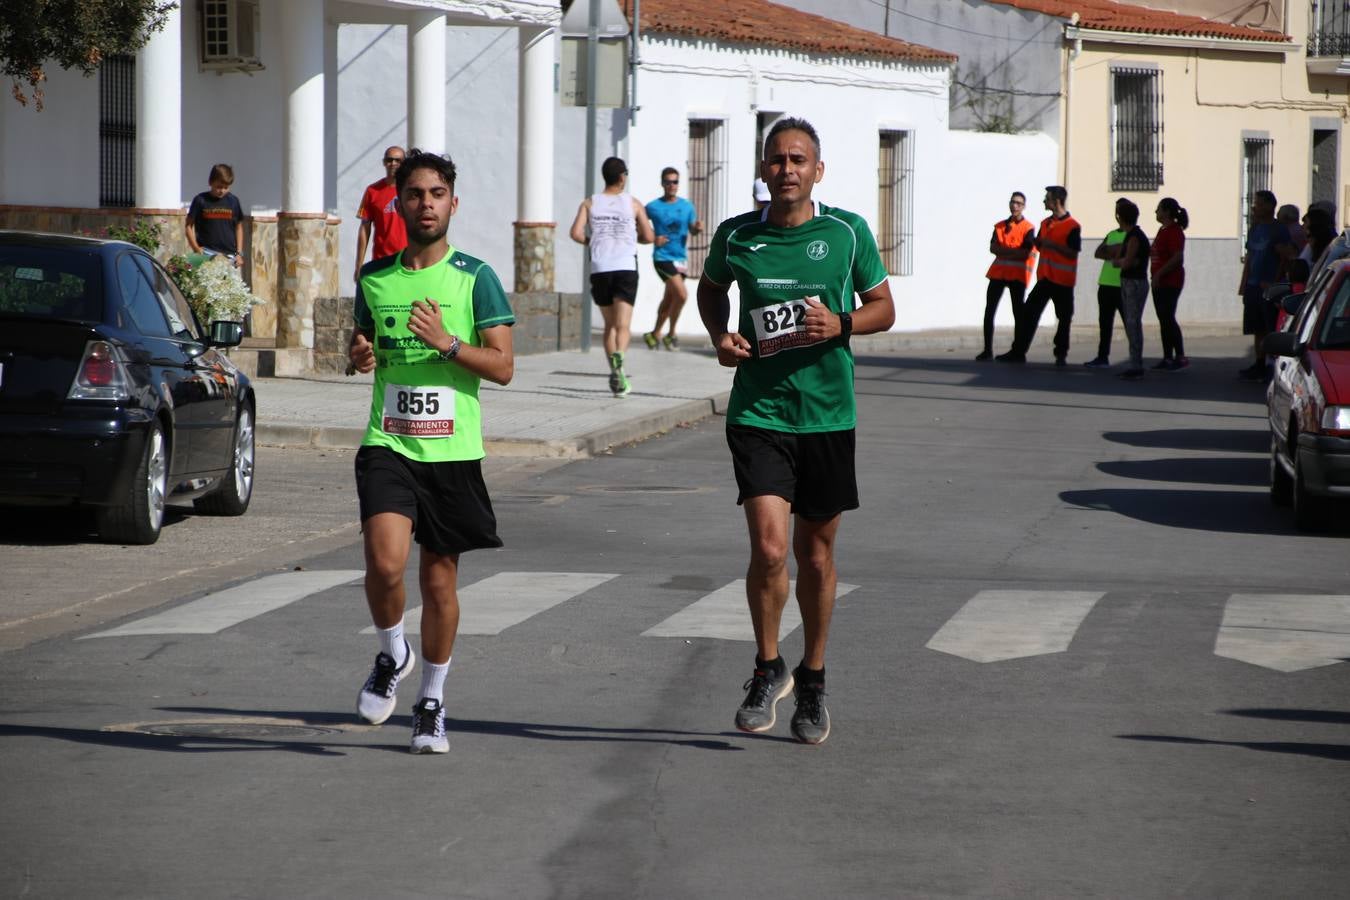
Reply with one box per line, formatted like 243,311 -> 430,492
256,391 -> 730,457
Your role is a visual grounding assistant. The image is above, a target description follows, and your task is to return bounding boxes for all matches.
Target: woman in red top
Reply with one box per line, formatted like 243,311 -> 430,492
1150,198 -> 1189,370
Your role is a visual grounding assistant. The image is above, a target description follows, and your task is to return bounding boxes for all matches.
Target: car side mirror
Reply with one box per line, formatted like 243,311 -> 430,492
207,320 -> 244,348
1263,331 -> 1299,357
1281,292 -> 1306,315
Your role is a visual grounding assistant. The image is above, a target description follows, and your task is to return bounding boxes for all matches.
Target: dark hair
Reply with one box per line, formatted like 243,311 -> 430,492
1288,257 -> 1311,284
1010,191 -> 1026,203
660,166 -> 679,181
1115,198 -> 1140,226
1158,197 -> 1188,230
1045,185 -> 1067,204
1305,206 -> 1337,259
208,163 -> 235,185
601,157 -> 628,187
395,149 -> 457,195
764,117 -> 822,160
1254,189 -> 1277,209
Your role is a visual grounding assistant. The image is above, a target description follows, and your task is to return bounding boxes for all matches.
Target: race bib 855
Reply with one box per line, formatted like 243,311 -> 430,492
382,383 -> 455,437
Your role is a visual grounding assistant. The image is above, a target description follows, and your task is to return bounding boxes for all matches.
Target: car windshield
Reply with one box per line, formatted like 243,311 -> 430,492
1318,277 -> 1350,349
0,246 -> 104,321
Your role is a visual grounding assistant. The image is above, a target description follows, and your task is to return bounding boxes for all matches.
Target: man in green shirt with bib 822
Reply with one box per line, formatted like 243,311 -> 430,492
696,117 -> 895,745
347,150 -> 516,755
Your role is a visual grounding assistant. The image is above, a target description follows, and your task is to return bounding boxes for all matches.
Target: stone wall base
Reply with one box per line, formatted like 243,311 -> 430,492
513,222 -> 556,292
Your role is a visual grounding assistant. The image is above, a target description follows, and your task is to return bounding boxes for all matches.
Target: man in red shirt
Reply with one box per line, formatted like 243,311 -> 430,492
353,146 -> 409,283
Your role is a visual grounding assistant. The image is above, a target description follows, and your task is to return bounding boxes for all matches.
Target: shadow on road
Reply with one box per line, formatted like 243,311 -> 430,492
1102,428 -> 1269,454
159,706 -> 748,751
1223,708 -> 1350,725
1096,457 -> 1268,487
1061,487 -> 1297,535
1118,733 -> 1350,762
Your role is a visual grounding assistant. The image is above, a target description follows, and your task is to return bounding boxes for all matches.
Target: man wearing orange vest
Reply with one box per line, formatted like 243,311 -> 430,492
997,185 -> 1081,366
977,191 -> 1036,360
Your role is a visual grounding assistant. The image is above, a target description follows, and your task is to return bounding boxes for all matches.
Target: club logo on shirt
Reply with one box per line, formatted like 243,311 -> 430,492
807,240 -> 829,261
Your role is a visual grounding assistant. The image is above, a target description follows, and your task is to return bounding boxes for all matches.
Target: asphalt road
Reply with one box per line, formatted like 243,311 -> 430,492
2,339 -> 1347,899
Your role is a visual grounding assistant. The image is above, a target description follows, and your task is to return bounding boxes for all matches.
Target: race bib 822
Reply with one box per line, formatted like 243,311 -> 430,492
752,296 -> 823,358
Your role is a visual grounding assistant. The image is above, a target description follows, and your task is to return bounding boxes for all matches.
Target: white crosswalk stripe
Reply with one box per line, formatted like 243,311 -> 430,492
1214,593 -> 1350,672
641,580 -> 859,641
73,569 -> 1350,675
367,572 -> 619,636
925,590 -> 1105,663
79,570 -> 365,639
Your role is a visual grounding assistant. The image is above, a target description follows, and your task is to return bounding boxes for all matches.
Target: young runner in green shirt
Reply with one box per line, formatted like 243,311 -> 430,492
696,118 -> 895,745
348,150 -> 515,755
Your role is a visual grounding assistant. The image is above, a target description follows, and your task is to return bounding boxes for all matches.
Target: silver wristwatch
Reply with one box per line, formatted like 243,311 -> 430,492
438,335 -> 461,361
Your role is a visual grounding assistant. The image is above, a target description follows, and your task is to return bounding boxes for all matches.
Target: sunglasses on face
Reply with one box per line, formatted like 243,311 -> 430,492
384,157 -> 404,165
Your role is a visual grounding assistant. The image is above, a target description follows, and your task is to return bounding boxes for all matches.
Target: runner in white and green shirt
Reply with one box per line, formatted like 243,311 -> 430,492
347,150 -> 515,755
696,118 -> 895,745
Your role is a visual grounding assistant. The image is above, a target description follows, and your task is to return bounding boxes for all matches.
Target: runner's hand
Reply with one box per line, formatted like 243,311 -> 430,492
801,296 -> 841,340
408,298 -> 451,353
714,331 -> 752,367
350,331 -> 376,374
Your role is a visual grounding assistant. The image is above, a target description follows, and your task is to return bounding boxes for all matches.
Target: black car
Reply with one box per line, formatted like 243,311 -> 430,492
0,231 -> 256,544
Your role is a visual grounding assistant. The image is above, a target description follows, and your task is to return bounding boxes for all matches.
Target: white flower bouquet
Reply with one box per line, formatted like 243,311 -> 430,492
169,255 -> 264,324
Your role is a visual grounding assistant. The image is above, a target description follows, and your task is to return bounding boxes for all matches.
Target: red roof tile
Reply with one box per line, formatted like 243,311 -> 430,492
985,0 -> 1289,43
614,0 -> 957,64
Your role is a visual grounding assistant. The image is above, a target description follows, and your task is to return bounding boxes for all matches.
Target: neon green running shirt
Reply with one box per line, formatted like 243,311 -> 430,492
702,203 -> 888,433
354,246 -> 515,462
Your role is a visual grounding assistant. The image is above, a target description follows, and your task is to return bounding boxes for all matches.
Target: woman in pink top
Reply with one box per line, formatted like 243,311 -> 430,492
1150,198 -> 1189,370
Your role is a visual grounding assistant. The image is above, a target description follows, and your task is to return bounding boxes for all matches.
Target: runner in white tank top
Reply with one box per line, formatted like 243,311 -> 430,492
569,156 -> 655,396
588,191 -> 638,273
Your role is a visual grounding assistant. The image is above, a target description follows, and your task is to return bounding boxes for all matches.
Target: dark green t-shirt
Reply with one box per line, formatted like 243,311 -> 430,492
702,203 -> 888,433
354,246 -> 515,462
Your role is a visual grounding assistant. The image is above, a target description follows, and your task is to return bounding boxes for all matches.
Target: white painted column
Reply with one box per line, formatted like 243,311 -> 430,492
407,11 -> 446,154
134,3 -> 181,208
517,26 -> 556,223
280,0 -> 325,212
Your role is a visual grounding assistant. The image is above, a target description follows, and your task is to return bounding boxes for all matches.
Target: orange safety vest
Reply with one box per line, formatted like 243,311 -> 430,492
986,217 -> 1036,285
1036,213 -> 1081,287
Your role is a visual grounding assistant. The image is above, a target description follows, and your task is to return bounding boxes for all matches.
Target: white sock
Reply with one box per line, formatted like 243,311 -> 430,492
376,621 -> 406,667
419,658 -> 451,703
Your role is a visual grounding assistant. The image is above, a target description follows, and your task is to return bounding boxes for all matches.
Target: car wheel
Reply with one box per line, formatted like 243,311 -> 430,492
1292,449 -> 1329,532
1269,434 -> 1292,507
194,404 -> 255,516
98,422 -> 167,545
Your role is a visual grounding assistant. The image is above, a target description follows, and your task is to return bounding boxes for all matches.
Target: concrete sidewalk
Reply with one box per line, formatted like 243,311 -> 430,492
253,345 -> 736,458
253,323 -> 1246,458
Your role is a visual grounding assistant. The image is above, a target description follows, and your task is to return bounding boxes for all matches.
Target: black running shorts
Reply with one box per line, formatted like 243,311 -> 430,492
653,259 -> 688,282
590,270 -> 638,307
355,446 -> 502,556
726,424 -> 858,521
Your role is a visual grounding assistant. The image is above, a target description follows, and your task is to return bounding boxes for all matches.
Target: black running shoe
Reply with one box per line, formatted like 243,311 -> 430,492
995,351 -> 1025,364
974,350 -> 992,361
790,679 -> 831,745
735,662 -> 794,733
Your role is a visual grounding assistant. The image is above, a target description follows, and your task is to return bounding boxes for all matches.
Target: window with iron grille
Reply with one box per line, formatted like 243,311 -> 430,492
1309,0 -> 1350,57
99,55 -> 136,208
686,119 -> 726,279
1240,137 -> 1274,246
1111,68 -> 1163,191
878,130 -> 913,276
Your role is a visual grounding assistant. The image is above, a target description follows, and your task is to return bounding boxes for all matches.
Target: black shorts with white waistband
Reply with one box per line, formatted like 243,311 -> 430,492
355,446 -> 502,556
653,259 -> 688,282
726,424 -> 858,521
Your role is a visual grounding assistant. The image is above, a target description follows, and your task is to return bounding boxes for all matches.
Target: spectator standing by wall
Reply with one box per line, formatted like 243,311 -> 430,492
977,191 -> 1035,361
1084,213 -> 1127,368
1150,197 -> 1188,371
353,146 -> 408,284
1114,199 -> 1150,380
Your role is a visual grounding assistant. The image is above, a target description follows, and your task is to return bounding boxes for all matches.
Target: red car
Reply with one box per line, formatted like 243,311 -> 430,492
1265,259 -> 1350,530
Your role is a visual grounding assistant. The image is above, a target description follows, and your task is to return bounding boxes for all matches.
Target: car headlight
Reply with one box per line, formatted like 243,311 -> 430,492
1321,406 -> 1350,433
